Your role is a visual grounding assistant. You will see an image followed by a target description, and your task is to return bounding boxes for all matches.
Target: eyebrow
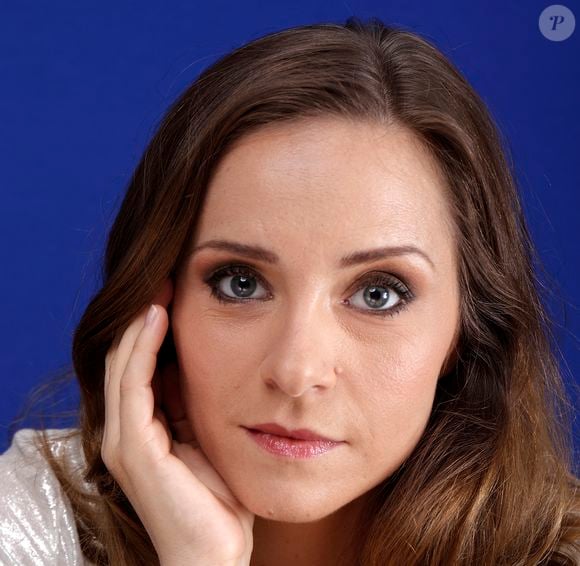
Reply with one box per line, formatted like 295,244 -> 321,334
190,239 -> 436,271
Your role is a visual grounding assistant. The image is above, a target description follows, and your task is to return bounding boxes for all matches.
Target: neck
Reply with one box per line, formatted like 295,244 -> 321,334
249,494 -> 368,566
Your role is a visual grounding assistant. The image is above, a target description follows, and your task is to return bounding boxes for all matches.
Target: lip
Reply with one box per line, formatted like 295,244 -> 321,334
244,428 -> 344,459
247,422 -> 338,441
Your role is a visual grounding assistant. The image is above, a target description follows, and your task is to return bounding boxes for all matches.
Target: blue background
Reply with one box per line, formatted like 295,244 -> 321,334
1,1 -> 578,459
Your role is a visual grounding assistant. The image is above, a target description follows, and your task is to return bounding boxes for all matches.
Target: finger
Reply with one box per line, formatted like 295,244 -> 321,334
104,338 -> 115,392
103,340 -> 119,449
104,278 -> 174,446
119,304 -> 169,448
111,278 -> 174,386
104,308 -> 149,449
109,305 -> 155,395
152,278 -> 173,311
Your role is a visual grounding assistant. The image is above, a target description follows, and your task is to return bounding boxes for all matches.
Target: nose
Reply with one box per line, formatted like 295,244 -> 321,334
260,301 -> 341,398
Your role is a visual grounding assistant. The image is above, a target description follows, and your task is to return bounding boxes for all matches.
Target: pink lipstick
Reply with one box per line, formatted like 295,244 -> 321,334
243,424 -> 344,458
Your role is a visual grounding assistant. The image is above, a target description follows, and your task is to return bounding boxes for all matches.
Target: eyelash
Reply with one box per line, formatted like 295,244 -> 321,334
202,263 -> 414,318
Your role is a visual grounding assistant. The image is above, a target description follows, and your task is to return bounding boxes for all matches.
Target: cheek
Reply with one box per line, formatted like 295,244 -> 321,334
171,312 -> 254,422
359,345 -> 441,452
173,325 -> 222,392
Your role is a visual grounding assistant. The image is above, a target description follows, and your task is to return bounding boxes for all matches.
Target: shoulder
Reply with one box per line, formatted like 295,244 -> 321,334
0,428 -> 92,565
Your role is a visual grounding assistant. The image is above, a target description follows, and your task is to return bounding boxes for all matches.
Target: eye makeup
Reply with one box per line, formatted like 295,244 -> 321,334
201,262 -> 415,318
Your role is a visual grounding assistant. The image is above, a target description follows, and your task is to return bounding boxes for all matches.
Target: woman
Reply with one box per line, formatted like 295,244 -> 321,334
1,16 -> 578,566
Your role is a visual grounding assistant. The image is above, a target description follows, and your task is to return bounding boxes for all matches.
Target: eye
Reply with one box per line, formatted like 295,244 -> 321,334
204,264 -> 270,303
344,272 -> 413,318
203,264 -> 414,318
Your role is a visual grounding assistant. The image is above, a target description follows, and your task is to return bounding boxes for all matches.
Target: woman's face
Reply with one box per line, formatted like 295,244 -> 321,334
172,117 -> 460,522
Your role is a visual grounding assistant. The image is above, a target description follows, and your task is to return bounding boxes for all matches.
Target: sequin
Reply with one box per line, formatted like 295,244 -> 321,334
0,428 -> 94,565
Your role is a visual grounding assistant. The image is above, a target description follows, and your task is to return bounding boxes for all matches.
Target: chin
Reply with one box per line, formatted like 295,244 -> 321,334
250,498 -> 344,523
230,479 -> 354,523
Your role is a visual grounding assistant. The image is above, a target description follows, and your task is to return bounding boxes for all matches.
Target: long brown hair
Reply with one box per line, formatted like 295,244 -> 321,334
31,16 -> 579,565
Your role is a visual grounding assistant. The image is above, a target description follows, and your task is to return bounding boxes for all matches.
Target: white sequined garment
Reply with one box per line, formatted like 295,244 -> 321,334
0,428 -> 95,565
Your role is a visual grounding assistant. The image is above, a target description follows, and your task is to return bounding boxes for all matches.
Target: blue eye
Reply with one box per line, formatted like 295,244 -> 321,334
203,264 -> 414,318
345,274 -> 412,317
206,265 -> 270,301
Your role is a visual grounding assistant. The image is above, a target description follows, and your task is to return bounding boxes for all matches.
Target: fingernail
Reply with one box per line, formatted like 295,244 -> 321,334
145,305 -> 158,327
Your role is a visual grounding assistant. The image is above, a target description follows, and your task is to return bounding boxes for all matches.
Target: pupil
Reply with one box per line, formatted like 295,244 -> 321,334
231,275 -> 256,297
365,286 -> 388,308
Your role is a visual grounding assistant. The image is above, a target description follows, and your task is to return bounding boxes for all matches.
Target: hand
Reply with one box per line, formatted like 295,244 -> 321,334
101,279 -> 255,566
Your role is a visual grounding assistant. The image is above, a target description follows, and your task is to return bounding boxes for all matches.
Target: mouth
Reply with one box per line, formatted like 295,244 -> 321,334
245,422 -> 340,442
242,426 -> 345,459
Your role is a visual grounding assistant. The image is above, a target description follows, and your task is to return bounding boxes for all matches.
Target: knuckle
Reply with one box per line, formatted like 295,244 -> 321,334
131,334 -> 154,355
121,352 -> 157,383
135,345 -> 159,367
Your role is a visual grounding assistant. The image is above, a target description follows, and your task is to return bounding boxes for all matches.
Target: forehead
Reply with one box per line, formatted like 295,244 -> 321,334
193,117 -> 454,265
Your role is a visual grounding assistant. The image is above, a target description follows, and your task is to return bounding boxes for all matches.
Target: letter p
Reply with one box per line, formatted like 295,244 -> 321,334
550,14 -> 565,30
